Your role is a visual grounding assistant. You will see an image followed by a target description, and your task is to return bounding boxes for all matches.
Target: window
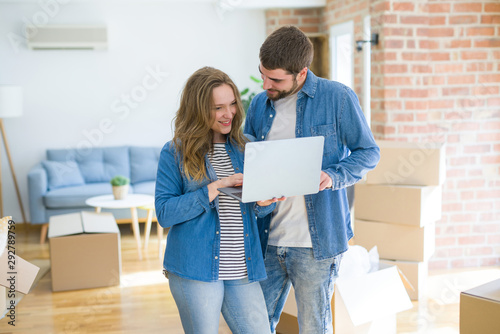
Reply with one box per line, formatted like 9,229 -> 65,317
329,21 -> 354,89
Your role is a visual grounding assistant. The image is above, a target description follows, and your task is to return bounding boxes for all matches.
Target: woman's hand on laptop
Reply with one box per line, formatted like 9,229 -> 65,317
207,173 -> 244,202
257,196 -> 286,207
220,173 -> 244,188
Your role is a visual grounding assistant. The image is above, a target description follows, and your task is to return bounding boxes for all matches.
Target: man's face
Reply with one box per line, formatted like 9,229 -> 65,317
259,64 -> 299,101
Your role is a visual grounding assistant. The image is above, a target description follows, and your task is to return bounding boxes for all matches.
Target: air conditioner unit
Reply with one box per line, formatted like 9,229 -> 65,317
26,25 -> 107,50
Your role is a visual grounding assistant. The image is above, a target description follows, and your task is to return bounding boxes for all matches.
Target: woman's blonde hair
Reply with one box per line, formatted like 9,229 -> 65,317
172,67 -> 247,181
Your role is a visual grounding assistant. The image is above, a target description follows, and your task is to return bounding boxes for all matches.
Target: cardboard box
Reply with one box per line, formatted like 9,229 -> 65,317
460,279 -> 500,334
276,264 -> 413,334
366,140 -> 446,186
0,250 -> 40,294
354,220 -> 435,262
49,211 -> 121,292
379,259 -> 428,300
355,183 -> 442,227
0,250 -> 40,320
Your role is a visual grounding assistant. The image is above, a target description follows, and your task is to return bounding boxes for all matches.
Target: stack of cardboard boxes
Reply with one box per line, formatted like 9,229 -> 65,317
354,140 -> 446,300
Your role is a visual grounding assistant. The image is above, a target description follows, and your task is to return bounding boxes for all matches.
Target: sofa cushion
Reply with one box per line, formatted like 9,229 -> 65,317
130,146 -> 160,184
44,183 -> 119,208
41,160 -> 85,190
132,181 -> 155,196
47,146 -> 130,183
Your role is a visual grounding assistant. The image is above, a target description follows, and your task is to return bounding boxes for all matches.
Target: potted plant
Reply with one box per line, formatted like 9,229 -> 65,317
110,175 -> 130,200
240,75 -> 263,113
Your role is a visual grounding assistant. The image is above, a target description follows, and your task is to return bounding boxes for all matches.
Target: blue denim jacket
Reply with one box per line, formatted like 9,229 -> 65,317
244,70 -> 380,260
155,139 -> 274,282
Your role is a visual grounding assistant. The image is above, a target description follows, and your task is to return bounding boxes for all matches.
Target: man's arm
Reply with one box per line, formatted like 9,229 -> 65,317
323,86 -> 380,190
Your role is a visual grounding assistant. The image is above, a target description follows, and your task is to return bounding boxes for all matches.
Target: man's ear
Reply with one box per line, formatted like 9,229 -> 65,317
298,67 -> 308,80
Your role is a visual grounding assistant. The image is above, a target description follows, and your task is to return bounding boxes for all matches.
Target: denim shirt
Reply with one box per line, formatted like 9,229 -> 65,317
244,70 -> 380,260
155,139 -> 274,282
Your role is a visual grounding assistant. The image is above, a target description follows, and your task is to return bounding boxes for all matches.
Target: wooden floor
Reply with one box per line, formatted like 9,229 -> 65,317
2,223 -> 499,333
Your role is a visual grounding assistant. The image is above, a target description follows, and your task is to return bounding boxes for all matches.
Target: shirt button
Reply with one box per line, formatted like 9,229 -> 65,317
247,257 -> 251,261
245,234 -> 249,237
264,229 -> 268,233
243,211 -> 246,214
270,114 -> 273,118
261,135 -> 264,139
215,256 -> 218,260
216,231 -> 219,234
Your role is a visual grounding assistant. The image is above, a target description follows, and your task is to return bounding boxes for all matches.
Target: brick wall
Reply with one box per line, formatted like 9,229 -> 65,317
265,8 -> 323,36
265,0 -> 500,270
368,0 -> 500,270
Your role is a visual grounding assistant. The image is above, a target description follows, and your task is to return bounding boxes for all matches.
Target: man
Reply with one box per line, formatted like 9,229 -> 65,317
244,25 -> 380,334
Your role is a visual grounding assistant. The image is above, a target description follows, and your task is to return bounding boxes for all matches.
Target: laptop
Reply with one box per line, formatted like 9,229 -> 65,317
218,136 -> 324,203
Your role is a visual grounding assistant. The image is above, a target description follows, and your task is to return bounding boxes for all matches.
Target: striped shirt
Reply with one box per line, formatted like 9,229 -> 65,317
209,143 -> 248,280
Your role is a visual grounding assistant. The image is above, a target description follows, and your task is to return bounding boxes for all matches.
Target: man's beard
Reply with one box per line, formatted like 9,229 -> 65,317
266,78 -> 299,101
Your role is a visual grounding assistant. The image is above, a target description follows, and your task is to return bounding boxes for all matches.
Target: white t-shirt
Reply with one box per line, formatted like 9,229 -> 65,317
267,93 -> 312,248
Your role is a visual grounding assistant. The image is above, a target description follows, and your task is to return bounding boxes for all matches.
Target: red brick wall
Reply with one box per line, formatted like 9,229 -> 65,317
368,0 -> 500,270
265,0 -> 500,270
265,8 -> 323,36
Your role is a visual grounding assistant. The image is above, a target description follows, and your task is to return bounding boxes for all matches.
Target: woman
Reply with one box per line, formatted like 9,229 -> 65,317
155,67 -> 276,334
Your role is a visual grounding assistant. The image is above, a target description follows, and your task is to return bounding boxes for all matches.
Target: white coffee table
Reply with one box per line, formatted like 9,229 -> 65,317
85,194 -> 154,260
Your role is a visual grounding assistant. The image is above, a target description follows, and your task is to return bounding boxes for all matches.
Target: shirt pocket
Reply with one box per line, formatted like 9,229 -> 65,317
311,124 -> 336,155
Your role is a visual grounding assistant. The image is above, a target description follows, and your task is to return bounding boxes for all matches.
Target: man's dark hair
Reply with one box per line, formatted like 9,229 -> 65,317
259,25 -> 314,75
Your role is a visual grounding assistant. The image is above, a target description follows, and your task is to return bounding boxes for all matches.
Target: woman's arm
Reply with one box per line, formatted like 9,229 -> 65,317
155,144 -> 212,228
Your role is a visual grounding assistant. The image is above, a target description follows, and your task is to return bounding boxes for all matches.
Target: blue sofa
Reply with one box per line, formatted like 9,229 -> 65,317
28,146 -> 161,243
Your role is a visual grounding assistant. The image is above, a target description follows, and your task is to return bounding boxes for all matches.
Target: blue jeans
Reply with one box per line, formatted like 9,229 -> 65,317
167,272 -> 271,334
260,246 -> 342,334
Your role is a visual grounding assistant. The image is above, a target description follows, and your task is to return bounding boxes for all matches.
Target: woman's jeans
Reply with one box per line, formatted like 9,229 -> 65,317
167,272 -> 271,334
260,246 -> 342,334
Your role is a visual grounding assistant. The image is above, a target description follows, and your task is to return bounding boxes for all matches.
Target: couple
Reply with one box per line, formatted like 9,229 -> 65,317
155,26 -> 380,334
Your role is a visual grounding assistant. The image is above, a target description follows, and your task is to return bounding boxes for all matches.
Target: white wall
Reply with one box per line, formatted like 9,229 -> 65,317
0,1 -> 266,222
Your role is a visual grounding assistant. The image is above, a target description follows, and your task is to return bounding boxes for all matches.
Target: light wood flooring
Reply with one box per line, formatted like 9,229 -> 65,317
2,223 -> 499,334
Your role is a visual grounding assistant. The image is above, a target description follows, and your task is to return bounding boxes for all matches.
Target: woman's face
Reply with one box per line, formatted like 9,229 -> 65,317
210,84 -> 237,143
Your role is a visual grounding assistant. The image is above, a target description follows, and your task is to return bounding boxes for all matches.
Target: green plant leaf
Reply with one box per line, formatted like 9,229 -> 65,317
110,175 -> 130,186
250,75 -> 262,83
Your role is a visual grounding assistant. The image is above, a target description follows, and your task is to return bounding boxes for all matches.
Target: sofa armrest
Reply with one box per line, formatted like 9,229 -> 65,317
27,164 -> 48,224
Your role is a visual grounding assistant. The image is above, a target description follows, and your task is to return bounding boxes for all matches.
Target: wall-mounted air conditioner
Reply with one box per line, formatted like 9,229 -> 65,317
26,25 -> 107,50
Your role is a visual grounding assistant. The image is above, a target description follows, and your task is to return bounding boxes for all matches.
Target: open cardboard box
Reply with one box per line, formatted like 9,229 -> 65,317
380,259 -> 428,301
0,216 -> 40,319
277,263 -> 413,334
0,251 -> 41,320
460,279 -> 500,334
49,211 -> 121,292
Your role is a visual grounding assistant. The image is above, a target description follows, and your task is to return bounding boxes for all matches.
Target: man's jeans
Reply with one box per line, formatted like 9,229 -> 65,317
168,272 -> 271,334
260,246 -> 342,334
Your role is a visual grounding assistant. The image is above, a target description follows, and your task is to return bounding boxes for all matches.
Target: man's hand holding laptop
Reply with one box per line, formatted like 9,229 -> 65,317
319,171 -> 333,191
257,196 -> 286,207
